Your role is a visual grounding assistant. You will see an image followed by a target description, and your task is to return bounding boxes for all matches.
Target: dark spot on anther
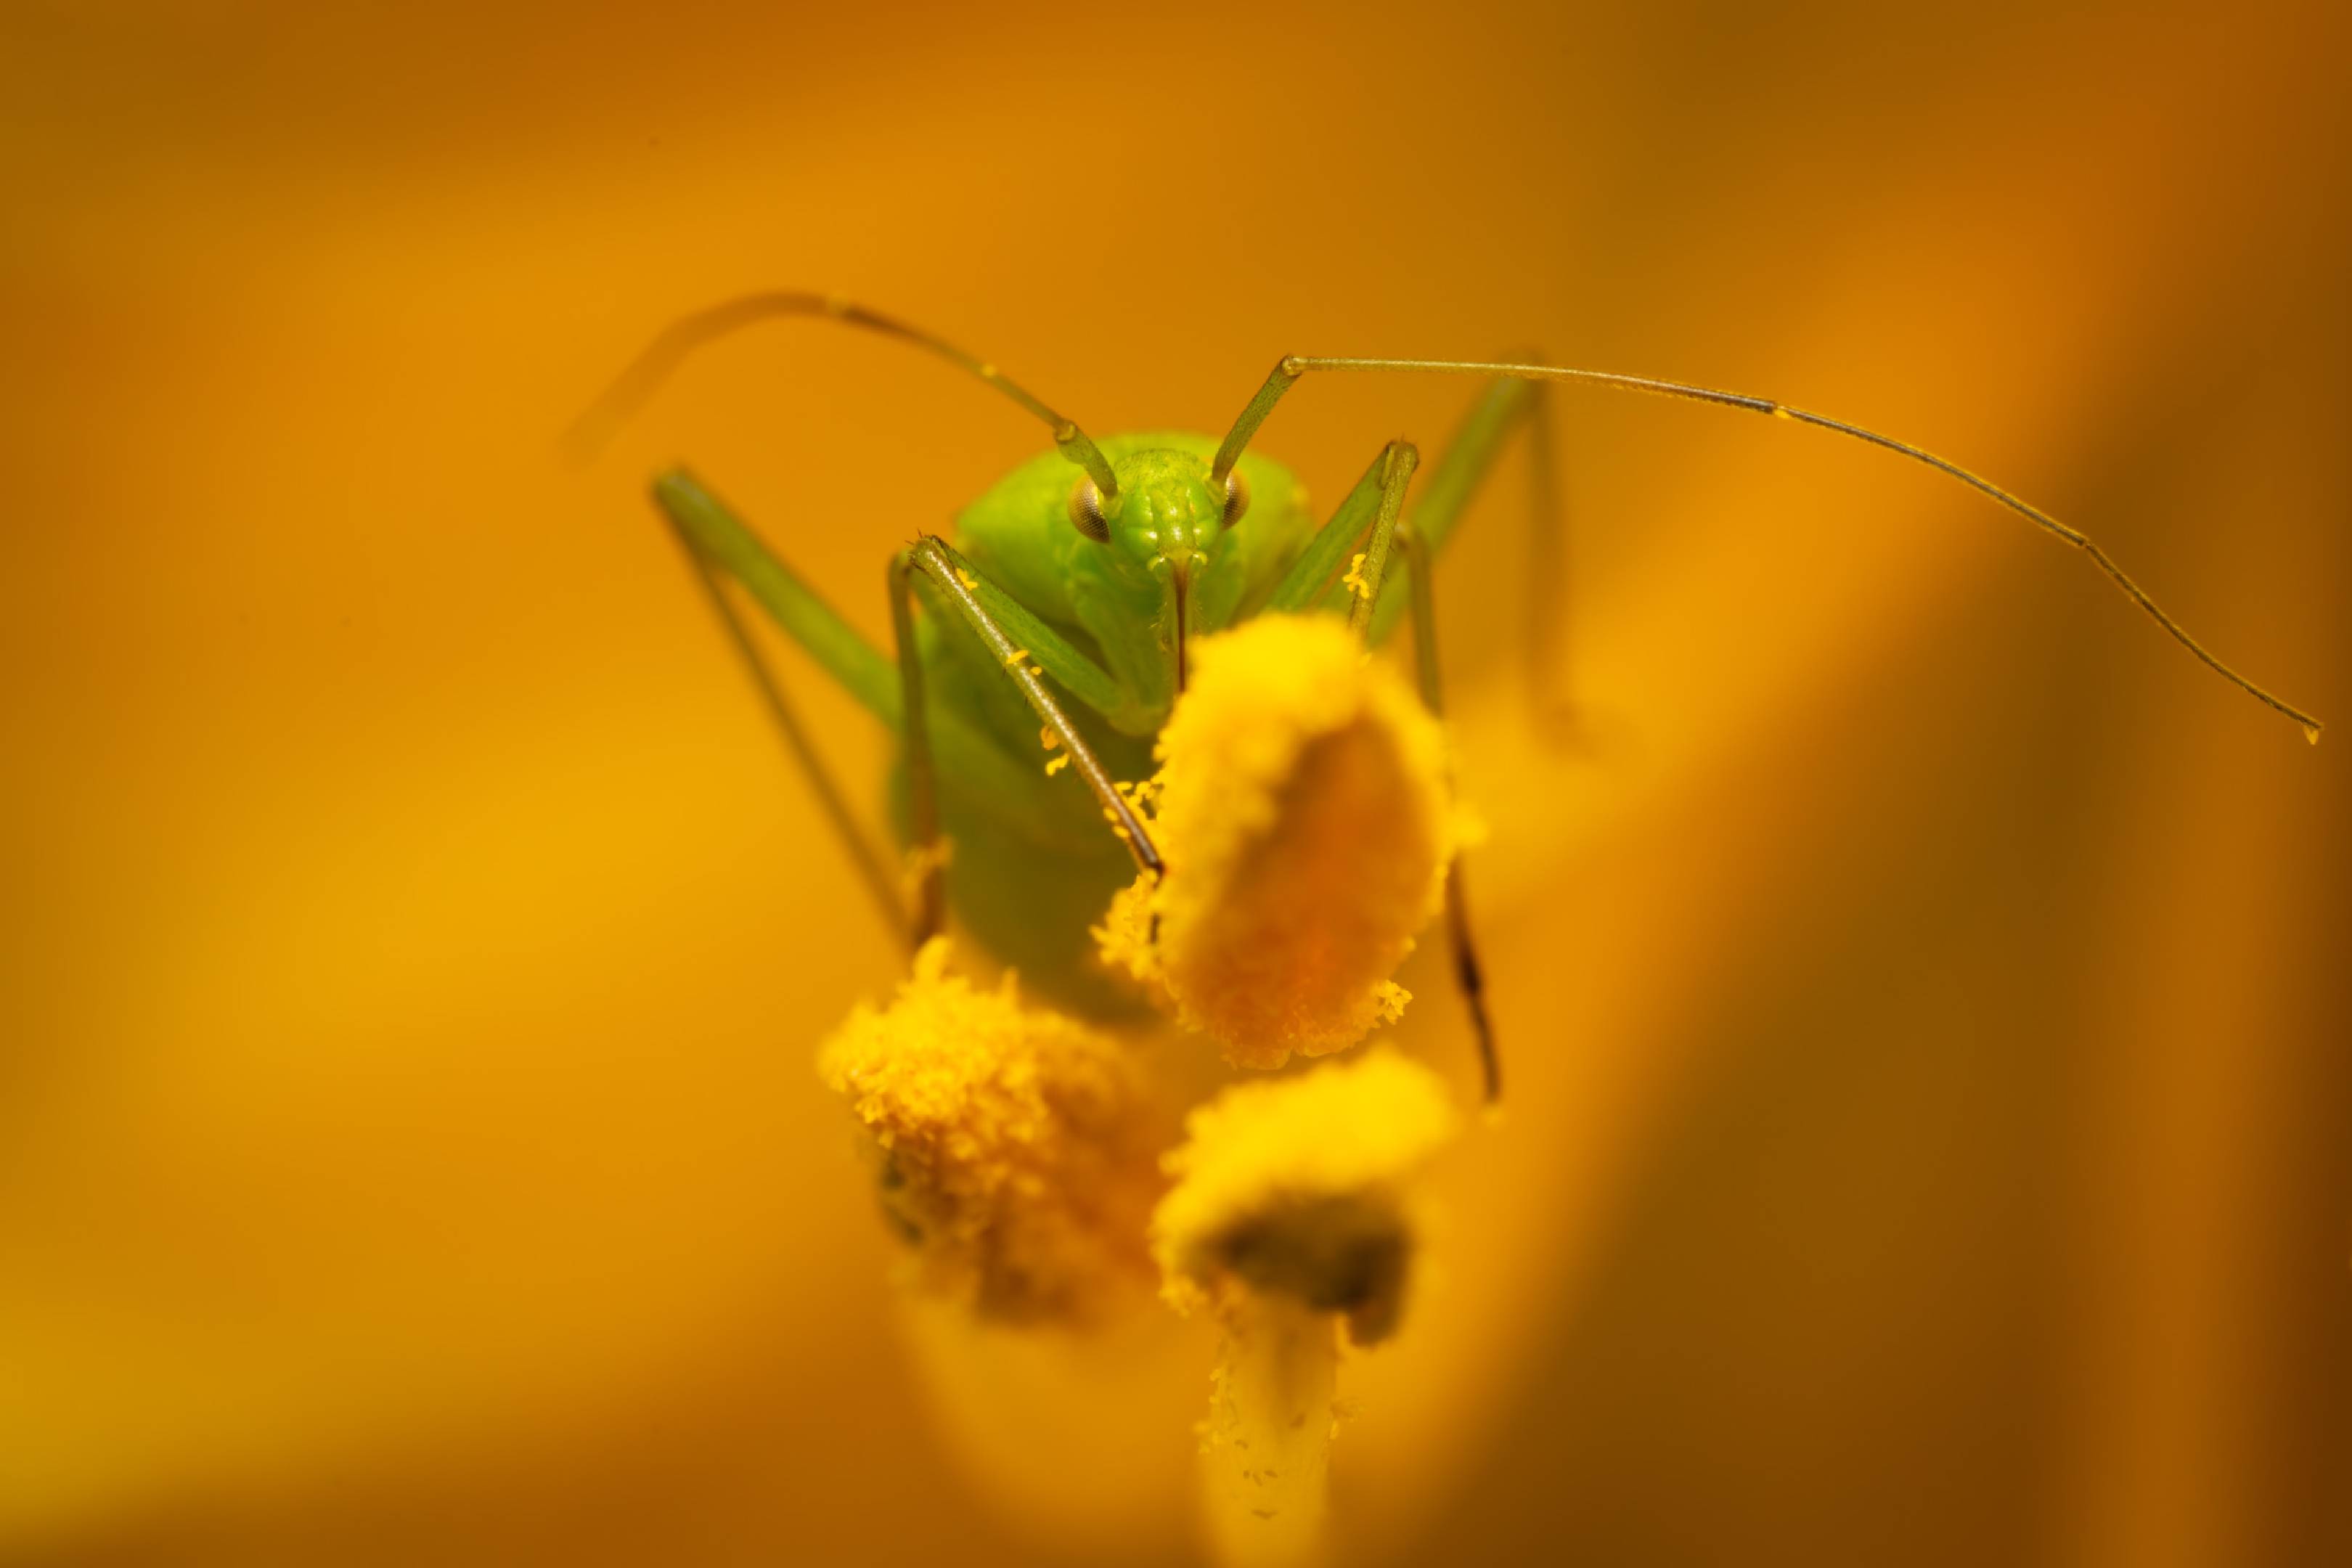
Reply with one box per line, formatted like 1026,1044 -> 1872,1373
1215,1196 -> 1411,1346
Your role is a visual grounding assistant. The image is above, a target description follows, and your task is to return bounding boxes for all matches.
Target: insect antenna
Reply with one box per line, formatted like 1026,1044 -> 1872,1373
1212,356 -> 2322,740
565,292 -> 1122,500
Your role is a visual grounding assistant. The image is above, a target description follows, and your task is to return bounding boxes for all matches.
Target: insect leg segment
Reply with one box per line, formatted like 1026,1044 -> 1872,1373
907,536 -> 1157,732
1214,357 -> 2322,739
672,494 -> 907,931
653,473 -> 1054,835
899,536 -> 1165,880
1265,446 -> 1389,615
660,491 -> 909,939
1381,370 -> 1541,570
1347,442 -> 1421,636
654,469 -> 901,721
1396,523 -> 1500,1103
1264,440 -> 1421,620
1352,370 -> 1586,738
886,555 -> 948,947
1519,378 -> 1579,737
654,468 -> 1073,946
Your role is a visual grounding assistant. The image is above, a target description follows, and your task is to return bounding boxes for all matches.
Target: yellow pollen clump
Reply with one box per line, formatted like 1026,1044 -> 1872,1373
1154,1050 -> 1458,1347
817,938 -> 1159,1326
1094,613 -> 1458,1069
1045,752 -> 1071,777
1340,551 -> 1372,600
1094,876 -> 1171,1011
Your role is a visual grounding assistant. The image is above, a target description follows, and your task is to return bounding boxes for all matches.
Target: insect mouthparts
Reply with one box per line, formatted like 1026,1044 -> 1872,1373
1169,558 -> 1192,695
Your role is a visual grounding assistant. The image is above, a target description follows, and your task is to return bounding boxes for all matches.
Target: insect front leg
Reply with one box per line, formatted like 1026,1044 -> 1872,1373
885,554 -> 946,946
897,537 -> 1164,879
906,534 -> 1161,735
1262,438 -> 1422,616
878,536 -> 1159,947
1349,371 -> 1585,740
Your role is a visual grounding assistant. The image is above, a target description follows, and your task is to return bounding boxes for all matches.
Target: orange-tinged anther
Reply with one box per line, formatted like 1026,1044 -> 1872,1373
817,939 -> 1159,1326
1095,614 -> 1458,1069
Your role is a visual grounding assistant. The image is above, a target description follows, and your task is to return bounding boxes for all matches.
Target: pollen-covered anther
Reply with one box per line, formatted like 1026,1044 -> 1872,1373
817,938 -> 1160,1327
1094,613 -> 1458,1069
1156,1054 -> 1458,1561
1153,1050 -> 1458,1347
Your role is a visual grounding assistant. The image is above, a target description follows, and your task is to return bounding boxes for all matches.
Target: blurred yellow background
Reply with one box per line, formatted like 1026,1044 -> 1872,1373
3,2 -> 2346,1564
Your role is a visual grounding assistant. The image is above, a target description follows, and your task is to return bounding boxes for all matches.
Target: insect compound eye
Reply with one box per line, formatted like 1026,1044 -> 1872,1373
1068,478 -> 1111,543
1220,469 -> 1251,529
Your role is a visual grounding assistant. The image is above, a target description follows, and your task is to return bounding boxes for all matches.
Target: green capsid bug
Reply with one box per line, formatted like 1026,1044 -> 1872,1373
573,293 -> 2323,1101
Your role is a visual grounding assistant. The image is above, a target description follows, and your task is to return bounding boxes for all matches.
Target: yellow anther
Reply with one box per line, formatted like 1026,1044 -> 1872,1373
1155,1050 -> 1458,1562
1155,1049 -> 1457,1342
817,939 -> 1159,1326
1095,614 -> 1459,1069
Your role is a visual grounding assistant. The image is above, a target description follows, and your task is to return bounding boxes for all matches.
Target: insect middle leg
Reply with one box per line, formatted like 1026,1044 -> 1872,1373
654,469 -> 915,943
654,468 -> 1089,957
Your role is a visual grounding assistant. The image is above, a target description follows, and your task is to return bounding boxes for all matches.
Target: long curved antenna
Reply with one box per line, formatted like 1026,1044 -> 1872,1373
1212,356 -> 2322,741
565,291 -> 1122,499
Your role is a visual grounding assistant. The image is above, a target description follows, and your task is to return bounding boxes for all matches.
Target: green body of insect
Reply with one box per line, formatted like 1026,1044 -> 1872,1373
589,292 -> 2322,1093
654,420 -> 1457,1018
899,433 -> 1311,1010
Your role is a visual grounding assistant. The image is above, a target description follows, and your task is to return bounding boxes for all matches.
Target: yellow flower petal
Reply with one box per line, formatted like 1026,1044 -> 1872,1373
817,938 -> 1160,1327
